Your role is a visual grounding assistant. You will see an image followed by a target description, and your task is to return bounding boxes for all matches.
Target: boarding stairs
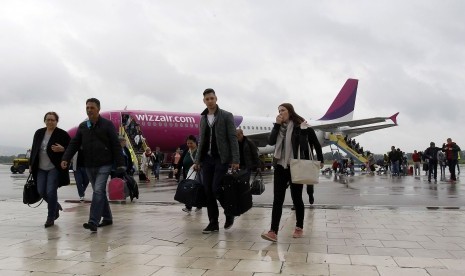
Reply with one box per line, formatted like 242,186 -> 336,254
328,134 -> 368,164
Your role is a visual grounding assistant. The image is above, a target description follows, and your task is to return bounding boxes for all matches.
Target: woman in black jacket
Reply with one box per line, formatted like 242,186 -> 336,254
261,103 -> 324,242
29,112 -> 70,228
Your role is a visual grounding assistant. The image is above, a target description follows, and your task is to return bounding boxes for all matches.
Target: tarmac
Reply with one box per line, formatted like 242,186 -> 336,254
1,164 -> 465,275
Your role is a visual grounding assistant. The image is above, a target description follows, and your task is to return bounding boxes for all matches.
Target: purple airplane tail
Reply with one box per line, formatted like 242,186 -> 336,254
318,78 -> 358,121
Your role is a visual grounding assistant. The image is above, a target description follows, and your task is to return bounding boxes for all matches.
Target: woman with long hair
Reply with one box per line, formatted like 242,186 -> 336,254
29,112 -> 71,227
261,103 -> 324,242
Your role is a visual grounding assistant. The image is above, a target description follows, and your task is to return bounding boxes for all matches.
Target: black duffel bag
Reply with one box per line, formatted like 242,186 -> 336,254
221,170 -> 253,216
250,170 -> 265,195
174,176 -> 207,208
23,174 -> 43,206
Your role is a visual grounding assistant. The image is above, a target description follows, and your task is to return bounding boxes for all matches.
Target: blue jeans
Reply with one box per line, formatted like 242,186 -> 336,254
86,165 -> 112,225
391,161 -> 400,175
201,155 -> 229,223
74,167 -> 89,198
36,168 -> 59,220
152,163 -> 161,179
428,160 -> 438,181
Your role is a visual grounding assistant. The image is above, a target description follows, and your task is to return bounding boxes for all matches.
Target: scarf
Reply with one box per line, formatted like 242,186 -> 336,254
274,120 -> 294,167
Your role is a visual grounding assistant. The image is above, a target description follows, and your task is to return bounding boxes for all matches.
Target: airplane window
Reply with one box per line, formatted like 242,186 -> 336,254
260,127 -> 263,130
195,124 -> 198,127
147,122 -> 151,126
175,123 -> 178,127
252,126 -> 254,130
164,123 -> 167,127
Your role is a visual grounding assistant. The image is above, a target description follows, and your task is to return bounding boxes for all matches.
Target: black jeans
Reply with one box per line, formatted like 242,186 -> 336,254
448,159 -> 458,180
201,155 -> 229,224
270,165 -> 304,234
428,160 -> 438,181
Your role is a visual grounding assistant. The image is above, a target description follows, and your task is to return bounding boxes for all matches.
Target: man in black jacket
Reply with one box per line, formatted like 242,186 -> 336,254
424,142 -> 441,182
236,129 -> 260,182
194,89 -> 240,234
61,98 -> 125,232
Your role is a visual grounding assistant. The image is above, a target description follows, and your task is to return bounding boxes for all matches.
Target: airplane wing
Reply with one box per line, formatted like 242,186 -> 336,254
314,117 -> 393,131
341,123 -> 397,135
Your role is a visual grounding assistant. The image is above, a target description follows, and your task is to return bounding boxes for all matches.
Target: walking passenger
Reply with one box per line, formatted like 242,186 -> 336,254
388,146 -> 400,176
152,147 -> 164,180
29,112 -> 70,228
443,138 -> 461,182
72,149 -> 89,202
412,150 -> 421,176
438,150 -> 446,180
175,135 -> 202,213
424,142 -> 441,182
119,136 -> 134,176
261,103 -> 323,242
236,129 -> 260,183
61,98 -> 125,232
141,147 -> 154,183
194,88 -> 240,234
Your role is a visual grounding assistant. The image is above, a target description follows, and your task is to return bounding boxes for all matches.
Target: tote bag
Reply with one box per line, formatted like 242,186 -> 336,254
290,143 -> 320,185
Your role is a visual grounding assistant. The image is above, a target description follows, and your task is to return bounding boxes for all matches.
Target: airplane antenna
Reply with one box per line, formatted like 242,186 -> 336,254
124,106 -> 127,110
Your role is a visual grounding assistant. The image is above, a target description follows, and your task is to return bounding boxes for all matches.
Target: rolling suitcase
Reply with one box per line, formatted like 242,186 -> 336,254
138,171 -> 147,181
108,177 -> 125,200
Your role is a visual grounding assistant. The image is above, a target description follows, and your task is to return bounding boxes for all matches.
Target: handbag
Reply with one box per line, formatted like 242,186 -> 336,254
290,143 -> 320,185
174,171 -> 206,207
250,170 -> 265,195
23,174 -> 43,207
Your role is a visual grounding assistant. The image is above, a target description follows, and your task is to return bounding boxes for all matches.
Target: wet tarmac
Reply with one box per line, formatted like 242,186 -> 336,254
1,164 -> 465,275
4,164 -> 465,209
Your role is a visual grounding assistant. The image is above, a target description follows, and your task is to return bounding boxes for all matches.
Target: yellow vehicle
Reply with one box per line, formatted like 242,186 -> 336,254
11,151 -> 30,174
259,154 -> 273,170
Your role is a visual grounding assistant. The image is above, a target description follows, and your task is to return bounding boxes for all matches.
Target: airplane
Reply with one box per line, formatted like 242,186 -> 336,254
68,78 -> 398,160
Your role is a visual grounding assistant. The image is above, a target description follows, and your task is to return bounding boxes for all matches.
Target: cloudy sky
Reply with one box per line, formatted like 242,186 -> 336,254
1,0 -> 464,155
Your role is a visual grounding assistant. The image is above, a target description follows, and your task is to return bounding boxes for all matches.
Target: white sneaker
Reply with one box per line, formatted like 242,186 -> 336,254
182,207 -> 192,213
79,197 -> 84,202
194,207 -> 202,212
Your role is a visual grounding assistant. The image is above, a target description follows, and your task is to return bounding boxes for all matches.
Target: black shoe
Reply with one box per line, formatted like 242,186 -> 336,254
202,222 -> 219,234
83,222 -> 98,232
98,220 -> 113,227
224,216 -> 234,230
309,195 -> 314,205
44,219 -> 54,228
55,203 -> 63,220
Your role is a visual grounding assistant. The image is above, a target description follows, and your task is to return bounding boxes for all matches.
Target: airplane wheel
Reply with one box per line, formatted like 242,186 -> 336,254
10,166 -> 17,174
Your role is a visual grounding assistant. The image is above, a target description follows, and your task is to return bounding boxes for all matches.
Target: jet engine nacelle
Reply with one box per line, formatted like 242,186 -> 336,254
258,145 -> 275,154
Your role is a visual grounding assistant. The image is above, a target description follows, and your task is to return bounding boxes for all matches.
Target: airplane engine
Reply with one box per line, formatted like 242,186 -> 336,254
258,145 -> 275,154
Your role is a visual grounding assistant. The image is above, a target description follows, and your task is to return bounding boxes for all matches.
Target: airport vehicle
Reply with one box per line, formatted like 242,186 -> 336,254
68,79 -> 399,160
259,154 -> 273,170
11,152 -> 30,174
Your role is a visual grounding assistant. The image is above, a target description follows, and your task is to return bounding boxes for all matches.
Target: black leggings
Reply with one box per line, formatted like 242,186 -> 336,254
270,165 -> 305,233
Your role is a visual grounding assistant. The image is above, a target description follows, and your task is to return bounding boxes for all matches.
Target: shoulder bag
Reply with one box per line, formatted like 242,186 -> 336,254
290,143 -> 320,185
250,170 -> 265,195
23,174 -> 44,207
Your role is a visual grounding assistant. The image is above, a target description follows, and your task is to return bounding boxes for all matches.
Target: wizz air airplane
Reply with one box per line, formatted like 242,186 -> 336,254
68,79 -> 398,155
